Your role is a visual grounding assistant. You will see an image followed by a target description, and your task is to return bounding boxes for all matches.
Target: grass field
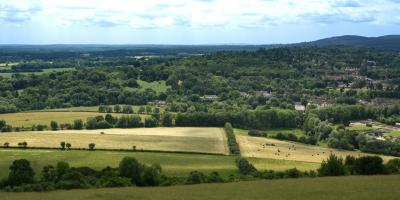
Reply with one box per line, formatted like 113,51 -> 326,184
237,135 -> 396,163
137,80 -> 170,93
0,127 -> 229,154
2,175 -> 400,200
0,149 -> 237,179
0,112 -> 131,127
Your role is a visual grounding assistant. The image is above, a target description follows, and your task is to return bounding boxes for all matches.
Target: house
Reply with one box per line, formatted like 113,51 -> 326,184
201,95 -> 218,101
255,91 -> 272,97
294,103 -> 306,112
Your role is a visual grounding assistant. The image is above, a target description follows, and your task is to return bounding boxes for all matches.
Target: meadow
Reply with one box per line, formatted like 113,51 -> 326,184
237,135 -> 396,163
0,127 -> 229,154
2,175 -> 400,200
0,149 -> 237,179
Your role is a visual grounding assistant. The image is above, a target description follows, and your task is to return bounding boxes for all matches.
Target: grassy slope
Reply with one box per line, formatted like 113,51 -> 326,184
0,149 -> 237,179
2,175 -> 400,200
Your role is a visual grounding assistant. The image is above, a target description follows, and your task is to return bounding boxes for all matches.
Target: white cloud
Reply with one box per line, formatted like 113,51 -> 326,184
0,0 -> 399,28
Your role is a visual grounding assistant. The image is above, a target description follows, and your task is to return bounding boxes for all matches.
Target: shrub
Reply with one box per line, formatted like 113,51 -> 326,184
224,123 -> 240,155
102,177 -> 132,188
7,159 -> 35,186
386,158 -> 400,174
88,143 -> 96,150
285,168 -> 302,178
318,154 -> 347,176
186,171 -> 207,184
119,157 -> 144,185
353,156 -> 387,175
236,157 -> 257,176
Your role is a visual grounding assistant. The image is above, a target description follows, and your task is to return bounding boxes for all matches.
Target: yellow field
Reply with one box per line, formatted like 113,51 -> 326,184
237,135 -> 396,163
0,112 -> 139,127
0,127 -> 229,154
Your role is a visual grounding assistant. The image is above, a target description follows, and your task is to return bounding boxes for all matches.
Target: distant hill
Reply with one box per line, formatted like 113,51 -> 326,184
300,35 -> 400,51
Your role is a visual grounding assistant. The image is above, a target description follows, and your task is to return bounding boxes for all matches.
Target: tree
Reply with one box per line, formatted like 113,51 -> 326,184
186,171 -> 207,184
0,120 -> 6,129
353,156 -> 386,175
119,157 -> 144,185
88,143 -> 96,150
60,141 -> 66,150
3,142 -> 10,148
8,159 -> 35,186
50,120 -> 58,131
66,143 -> 72,150
122,105 -> 134,114
41,165 -> 57,182
386,158 -> 400,174
114,105 -> 121,113
138,106 -> 146,114
56,161 -> 70,178
318,154 -> 347,176
161,113 -> 173,127
73,119 -> 83,130
145,117 -> 158,127
142,164 -> 162,186
236,157 -> 257,175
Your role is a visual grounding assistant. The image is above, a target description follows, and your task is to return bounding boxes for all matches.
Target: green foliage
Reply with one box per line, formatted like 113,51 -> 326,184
8,159 -> 35,186
224,123 -> 240,155
386,158 -> 400,174
318,154 -> 347,176
236,157 -> 257,176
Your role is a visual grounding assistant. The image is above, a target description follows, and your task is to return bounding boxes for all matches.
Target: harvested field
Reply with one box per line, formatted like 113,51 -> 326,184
237,135 -> 396,163
0,112 -> 140,127
0,127 -> 229,154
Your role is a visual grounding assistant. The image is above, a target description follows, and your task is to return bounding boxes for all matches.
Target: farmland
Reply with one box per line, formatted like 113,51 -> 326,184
2,175 -> 400,200
0,127 -> 229,154
236,135 -> 396,163
0,149 -> 237,179
0,112 -> 132,127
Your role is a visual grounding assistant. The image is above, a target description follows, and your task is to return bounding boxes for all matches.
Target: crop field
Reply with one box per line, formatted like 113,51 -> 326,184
0,127 -> 229,154
237,135 -> 396,163
0,149 -> 237,179
0,112 -> 131,127
2,175 -> 400,200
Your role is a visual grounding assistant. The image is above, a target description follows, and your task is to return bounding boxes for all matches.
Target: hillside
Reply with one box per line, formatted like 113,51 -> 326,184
2,175 -> 400,200
301,35 -> 400,50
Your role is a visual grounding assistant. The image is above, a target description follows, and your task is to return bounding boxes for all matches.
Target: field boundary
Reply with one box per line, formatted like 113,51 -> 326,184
0,146 -> 230,157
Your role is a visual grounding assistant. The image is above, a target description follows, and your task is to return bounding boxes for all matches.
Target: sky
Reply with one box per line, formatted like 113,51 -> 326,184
0,0 -> 399,44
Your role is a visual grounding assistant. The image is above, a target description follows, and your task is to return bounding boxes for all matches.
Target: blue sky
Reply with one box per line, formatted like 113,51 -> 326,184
0,0 -> 399,44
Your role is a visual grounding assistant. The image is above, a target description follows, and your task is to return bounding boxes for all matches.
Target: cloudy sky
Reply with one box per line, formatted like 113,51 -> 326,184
0,0 -> 399,44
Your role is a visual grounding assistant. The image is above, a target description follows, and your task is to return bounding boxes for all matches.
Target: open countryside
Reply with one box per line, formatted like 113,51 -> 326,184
0,127 -> 228,154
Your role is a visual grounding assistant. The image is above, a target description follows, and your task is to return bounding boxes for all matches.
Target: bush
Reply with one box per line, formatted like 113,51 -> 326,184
248,130 -> 267,137
236,157 -> 257,176
285,168 -> 302,178
318,154 -> 347,176
386,158 -> 400,174
88,143 -> 96,150
186,171 -> 207,184
7,159 -> 35,186
102,177 -> 132,188
353,156 -> 387,175
224,123 -> 240,155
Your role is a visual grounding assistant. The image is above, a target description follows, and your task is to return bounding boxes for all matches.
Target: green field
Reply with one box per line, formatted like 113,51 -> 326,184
0,149 -> 237,179
386,131 -> 400,137
2,175 -> 400,200
137,80 -> 170,93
